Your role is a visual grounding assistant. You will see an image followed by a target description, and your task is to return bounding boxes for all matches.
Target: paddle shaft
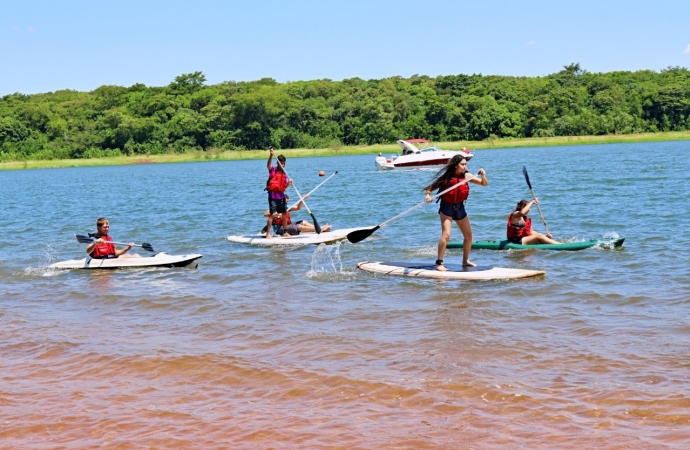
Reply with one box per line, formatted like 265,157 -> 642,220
522,166 -> 550,235
346,174 -> 481,243
287,171 -> 337,210
526,186 -> 550,235
380,174 -> 480,228
76,235 -> 154,251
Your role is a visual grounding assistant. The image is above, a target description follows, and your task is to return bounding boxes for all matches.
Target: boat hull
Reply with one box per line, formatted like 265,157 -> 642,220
448,237 -> 625,251
375,148 -> 472,171
50,253 -> 202,269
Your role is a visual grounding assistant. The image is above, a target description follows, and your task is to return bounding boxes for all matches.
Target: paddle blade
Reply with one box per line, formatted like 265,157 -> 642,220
141,243 -> 154,252
75,234 -> 94,244
522,166 -> 533,189
311,213 -> 322,234
347,226 -> 379,243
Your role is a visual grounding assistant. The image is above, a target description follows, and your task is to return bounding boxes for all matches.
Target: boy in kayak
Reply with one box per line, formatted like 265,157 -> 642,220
265,148 -> 293,239
86,218 -> 141,259
507,199 -> 559,245
262,194 -> 332,236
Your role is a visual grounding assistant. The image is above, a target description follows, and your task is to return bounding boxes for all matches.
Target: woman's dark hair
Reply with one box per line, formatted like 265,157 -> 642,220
424,155 -> 467,193
515,199 -> 529,211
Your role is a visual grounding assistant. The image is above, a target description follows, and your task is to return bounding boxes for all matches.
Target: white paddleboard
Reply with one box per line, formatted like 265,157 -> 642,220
50,253 -> 202,270
357,261 -> 545,280
226,227 -> 370,246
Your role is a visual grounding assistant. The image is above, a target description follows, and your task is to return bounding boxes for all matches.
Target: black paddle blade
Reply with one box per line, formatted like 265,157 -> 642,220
311,213 -> 322,234
522,166 -> 533,189
141,243 -> 154,252
75,234 -> 94,244
347,226 -> 380,243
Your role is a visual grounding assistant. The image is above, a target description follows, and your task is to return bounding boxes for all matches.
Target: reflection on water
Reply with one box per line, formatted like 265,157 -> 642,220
1,141 -> 690,448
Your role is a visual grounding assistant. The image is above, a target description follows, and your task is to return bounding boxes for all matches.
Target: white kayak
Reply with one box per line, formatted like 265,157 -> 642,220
357,261 -> 545,280
226,227 -> 371,246
50,252 -> 202,270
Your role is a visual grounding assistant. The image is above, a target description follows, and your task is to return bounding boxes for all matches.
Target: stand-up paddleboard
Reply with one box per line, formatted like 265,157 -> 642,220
227,227 -> 372,246
357,261 -> 545,280
450,236 -> 625,251
50,253 -> 202,270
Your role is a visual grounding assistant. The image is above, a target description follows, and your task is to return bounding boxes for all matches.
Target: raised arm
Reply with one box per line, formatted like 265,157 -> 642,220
266,147 -> 274,170
514,199 -> 538,220
469,168 -> 488,186
288,194 -> 308,212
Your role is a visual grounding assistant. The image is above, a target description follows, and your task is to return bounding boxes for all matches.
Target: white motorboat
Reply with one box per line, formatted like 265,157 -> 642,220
375,139 -> 473,170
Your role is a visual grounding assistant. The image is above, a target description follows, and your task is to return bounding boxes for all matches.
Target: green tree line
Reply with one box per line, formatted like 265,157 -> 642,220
1,64 -> 690,162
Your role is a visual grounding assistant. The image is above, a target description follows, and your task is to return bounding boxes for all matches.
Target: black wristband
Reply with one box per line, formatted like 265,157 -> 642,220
435,259 -> 443,265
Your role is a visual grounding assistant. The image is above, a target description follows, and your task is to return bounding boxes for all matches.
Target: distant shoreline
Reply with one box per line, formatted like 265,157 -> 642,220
2,131 -> 689,171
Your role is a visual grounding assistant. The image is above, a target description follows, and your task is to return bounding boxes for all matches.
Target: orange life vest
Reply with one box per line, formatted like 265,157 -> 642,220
273,211 -> 291,226
90,234 -> 116,258
267,168 -> 288,193
507,213 -> 532,240
440,177 -> 470,203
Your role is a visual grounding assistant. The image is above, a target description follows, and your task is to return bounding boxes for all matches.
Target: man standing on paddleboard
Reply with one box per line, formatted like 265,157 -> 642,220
265,148 -> 292,239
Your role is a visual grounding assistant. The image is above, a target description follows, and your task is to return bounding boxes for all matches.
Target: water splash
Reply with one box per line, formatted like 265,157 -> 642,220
306,242 -> 357,280
308,242 -> 343,274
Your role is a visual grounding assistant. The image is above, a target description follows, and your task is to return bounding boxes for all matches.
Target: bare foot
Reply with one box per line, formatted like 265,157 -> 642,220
436,264 -> 448,271
322,224 -> 332,232
265,234 -> 272,239
463,260 -> 477,267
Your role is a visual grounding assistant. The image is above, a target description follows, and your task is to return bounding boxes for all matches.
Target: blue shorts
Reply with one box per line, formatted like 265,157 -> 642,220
268,196 -> 287,214
439,201 -> 467,221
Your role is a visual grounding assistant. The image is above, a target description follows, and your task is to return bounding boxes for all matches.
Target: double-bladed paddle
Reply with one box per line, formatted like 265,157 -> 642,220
522,165 -> 550,235
347,174 -> 480,243
75,234 -> 155,252
272,150 -> 321,234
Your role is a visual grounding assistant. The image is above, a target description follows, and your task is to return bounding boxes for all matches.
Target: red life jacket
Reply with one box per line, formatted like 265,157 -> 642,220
507,213 -> 532,240
267,168 -> 288,193
90,234 -> 116,258
440,177 -> 470,203
273,211 -> 291,226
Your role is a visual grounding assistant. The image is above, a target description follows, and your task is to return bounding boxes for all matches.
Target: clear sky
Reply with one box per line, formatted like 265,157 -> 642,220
2,0 -> 690,95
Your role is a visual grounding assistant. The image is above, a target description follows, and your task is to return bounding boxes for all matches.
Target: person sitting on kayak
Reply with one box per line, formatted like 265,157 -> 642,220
265,148 -> 293,239
507,199 -> 559,245
86,218 -> 141,259
262,194 -> 332,236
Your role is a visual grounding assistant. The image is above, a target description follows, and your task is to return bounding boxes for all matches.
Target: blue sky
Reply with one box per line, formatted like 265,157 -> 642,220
2,0 -> 690,95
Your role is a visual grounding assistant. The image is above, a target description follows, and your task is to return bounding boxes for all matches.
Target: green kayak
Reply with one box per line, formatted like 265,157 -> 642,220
447,237 -> 625,251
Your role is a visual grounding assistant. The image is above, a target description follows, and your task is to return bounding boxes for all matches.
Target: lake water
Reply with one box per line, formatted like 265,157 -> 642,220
1,141 -> 689,449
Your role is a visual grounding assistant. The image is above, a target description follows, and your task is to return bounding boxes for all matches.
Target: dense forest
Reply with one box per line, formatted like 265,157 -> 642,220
1,64 -> 690,162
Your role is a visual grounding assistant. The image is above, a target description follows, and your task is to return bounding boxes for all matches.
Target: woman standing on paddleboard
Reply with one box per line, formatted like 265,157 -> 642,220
424,155 -> 487,270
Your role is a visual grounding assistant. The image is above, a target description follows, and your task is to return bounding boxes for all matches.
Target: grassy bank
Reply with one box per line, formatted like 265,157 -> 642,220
2,131 -> 689,171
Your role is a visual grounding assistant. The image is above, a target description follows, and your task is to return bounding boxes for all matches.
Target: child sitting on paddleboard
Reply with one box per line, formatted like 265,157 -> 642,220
262,194 -> 332,237
507,199 -> 559,245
